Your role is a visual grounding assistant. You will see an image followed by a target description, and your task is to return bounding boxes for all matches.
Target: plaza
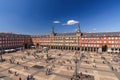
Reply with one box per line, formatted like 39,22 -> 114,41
0,49 -> 120,80
0,0 -> 120,80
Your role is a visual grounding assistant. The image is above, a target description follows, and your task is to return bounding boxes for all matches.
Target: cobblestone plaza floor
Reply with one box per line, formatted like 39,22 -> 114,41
0,49 -> 120,80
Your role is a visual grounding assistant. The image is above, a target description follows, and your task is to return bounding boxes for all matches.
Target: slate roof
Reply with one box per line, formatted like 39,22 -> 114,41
82,32 -> 120,37
30,32 -> 120,38
55,32 -> 76,36
0,33 -> 30,37
31,35 -> 50,38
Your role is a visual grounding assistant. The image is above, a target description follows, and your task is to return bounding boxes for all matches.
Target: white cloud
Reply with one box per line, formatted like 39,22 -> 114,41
53,21 -> 60,23
63,20 -> 79,25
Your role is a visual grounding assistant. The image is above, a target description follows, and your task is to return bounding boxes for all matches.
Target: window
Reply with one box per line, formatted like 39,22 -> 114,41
97,41 -> 99,43
108,37 -> 111,39
115,37 -> 118,40
112,45 -> 114,47
104,41 -> 106,43
116,45 -> 118,47
112,37 -> 114,40
97,44 -> 99,47
112,41 -> 114,43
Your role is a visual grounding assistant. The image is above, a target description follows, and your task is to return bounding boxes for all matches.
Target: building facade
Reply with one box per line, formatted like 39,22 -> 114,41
32,24 -> 120,53
0,25 -> 120,53
0,33 -> 32,52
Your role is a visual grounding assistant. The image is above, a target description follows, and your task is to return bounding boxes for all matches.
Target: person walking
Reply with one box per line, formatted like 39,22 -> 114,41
19,77 -> 22,80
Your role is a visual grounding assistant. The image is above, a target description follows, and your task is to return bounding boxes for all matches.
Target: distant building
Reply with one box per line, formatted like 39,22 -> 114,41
0,33 -> 32,52
32,24 -> 120,53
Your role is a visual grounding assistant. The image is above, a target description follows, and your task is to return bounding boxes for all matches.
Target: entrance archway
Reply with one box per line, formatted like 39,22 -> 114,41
36,43 -> 39,48
102,45 -> 108,52
23,43 -> 29,49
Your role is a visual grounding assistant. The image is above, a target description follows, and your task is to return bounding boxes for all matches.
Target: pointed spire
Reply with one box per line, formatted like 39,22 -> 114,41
77,23 -> 81,32
51,25 -> 54,33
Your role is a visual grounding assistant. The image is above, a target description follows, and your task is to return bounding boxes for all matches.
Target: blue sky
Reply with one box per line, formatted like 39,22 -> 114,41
0,0 -> 120,35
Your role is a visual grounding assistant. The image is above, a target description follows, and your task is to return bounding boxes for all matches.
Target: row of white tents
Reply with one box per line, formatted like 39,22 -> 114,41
95,48 -> 120,53
0,47 -> 22,53
107,48 -> 120,53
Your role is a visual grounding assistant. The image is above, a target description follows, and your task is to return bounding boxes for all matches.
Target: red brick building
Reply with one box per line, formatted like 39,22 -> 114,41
0,25 -> 120,53
0,33 -> 32,52
31,24 -> 120,53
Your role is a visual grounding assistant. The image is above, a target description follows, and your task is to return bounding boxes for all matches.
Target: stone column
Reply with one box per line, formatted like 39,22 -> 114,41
87,46 -> 88,52
92,47 -> 94,52
89,47 -> 91,52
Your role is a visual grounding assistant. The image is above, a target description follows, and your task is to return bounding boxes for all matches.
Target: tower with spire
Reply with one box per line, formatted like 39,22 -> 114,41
77,23 -> 81,32
50,25 -> 55,37
76,23 -> 82,36
51,26 -> 54,34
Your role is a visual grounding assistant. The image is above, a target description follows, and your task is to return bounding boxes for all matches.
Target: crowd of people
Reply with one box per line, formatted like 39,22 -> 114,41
2,48 -> 120,80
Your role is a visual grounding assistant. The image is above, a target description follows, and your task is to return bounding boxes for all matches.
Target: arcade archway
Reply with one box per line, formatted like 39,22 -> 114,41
102,45 -> 108,52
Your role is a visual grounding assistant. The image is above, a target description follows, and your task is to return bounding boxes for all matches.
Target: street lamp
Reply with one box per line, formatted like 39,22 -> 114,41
72,52 -> 80,80
72,52 -> 94,80
74,56 -> 79,78
0,50 -> 3,62
0,36 -> 3,62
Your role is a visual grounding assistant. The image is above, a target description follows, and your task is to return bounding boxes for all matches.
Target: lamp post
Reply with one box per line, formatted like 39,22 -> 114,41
72,52 -> 80,80
0,50 -> 3,62
74,56 -> 78,78
0,36 -> 3,62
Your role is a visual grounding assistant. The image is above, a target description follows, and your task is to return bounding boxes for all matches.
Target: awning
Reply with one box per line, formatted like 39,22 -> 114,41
4,49 -> 15,52
31,46 -> 36,48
